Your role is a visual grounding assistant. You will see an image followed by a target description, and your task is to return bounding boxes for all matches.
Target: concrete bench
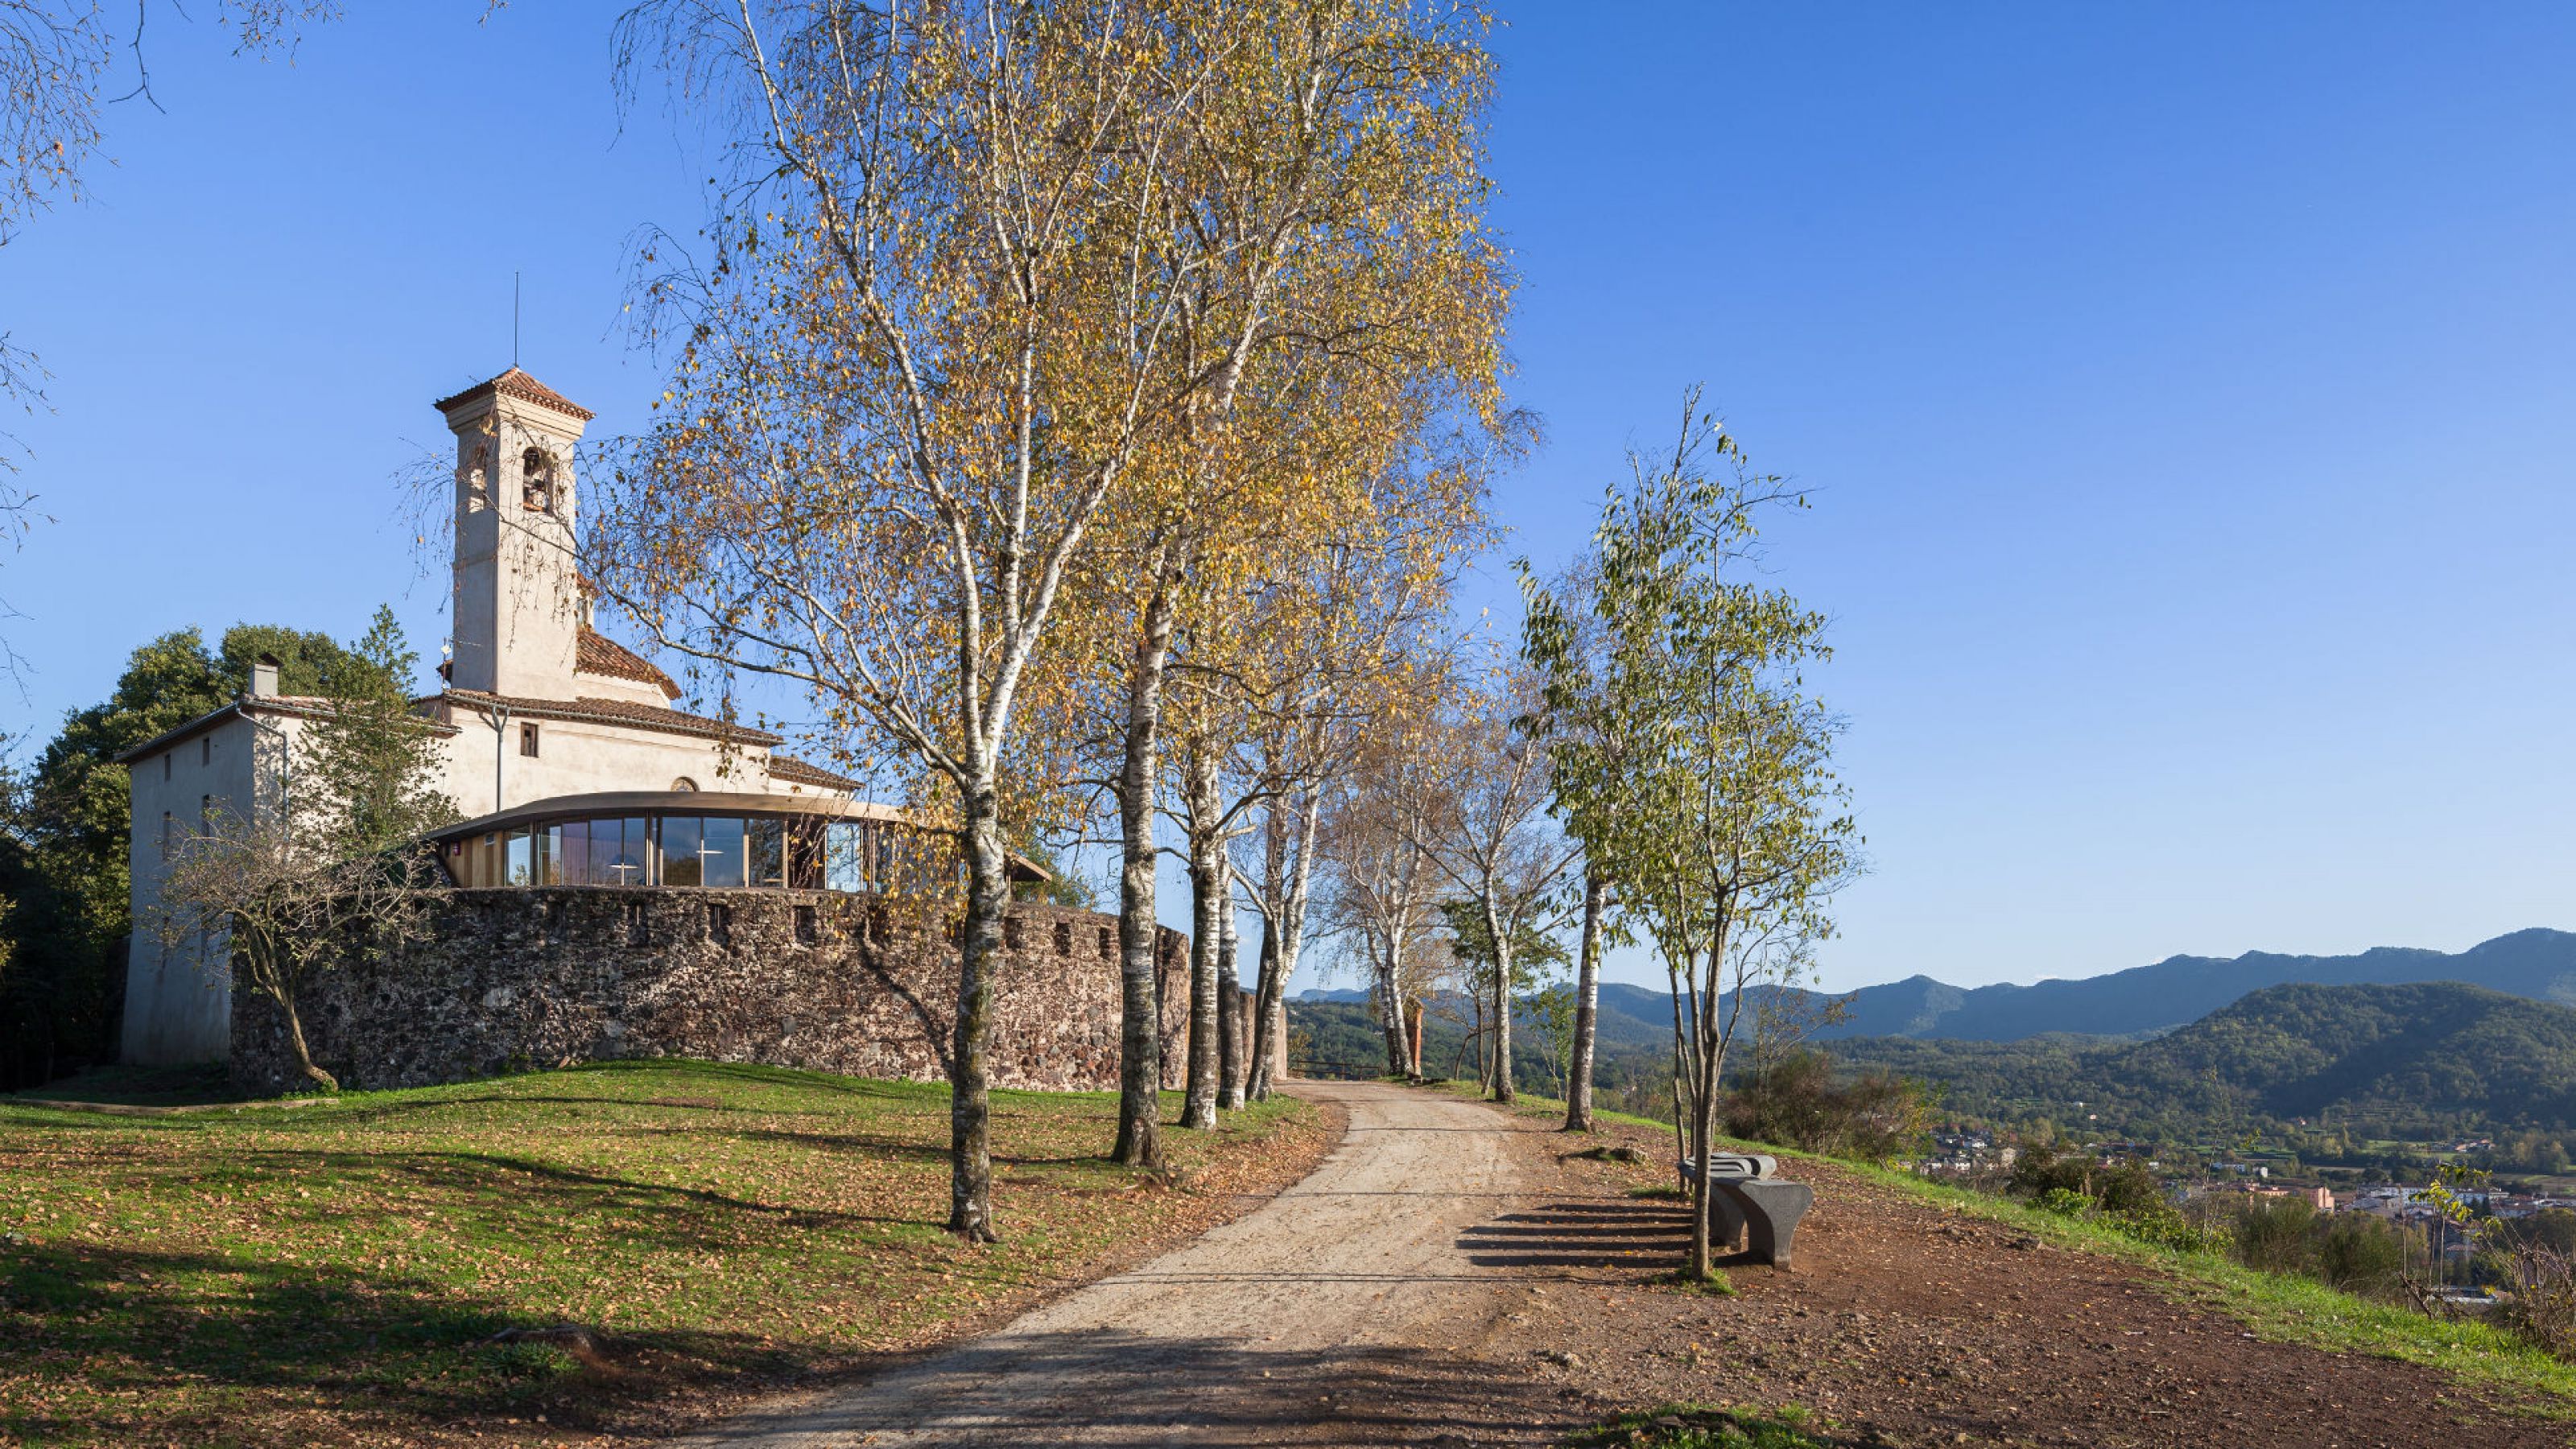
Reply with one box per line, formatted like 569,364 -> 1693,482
1678,1154 -> 1814,1269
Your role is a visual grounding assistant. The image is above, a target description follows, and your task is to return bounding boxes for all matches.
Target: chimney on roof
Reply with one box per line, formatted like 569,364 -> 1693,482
250,654 -> 281,699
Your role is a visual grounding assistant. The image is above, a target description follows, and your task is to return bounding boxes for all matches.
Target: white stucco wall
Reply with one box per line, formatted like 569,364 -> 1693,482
121,710 -> 298,1065
118,369 -> 857,1070
444,393 -> 586,700
431,708 -> 797,818
118,696 -> 841,1068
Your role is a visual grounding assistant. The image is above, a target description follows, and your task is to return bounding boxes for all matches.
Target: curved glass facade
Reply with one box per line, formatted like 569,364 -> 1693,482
444,811 -> 893,893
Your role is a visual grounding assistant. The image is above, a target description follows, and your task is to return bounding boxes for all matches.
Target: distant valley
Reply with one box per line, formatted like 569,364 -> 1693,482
1290,929 -> 2576,1162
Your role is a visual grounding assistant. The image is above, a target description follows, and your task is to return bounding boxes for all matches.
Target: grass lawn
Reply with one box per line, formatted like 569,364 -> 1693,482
1433,1079 -> 2576,1414
0,1060 -> 1326,1447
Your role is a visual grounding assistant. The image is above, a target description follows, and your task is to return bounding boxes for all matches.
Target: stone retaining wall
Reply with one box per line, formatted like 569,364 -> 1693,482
230,889 -> 1188,1095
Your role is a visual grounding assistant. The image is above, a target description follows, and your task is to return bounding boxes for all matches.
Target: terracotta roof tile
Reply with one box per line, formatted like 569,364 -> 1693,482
433,690 -> 781,746
575,626 -> 682,700
767,755 -> 861,791
113,696 -> 461,765
432,367 -> 597,422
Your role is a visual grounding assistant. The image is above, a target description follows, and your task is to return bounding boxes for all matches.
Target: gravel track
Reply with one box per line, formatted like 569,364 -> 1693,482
683,1081 -> 1540,1447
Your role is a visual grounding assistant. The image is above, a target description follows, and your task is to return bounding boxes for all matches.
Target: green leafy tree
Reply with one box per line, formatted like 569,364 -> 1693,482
1438,893 -> 1569,1095
0,623 -> 391,1086
1531,394 -> 1860,1282
1518,554 -> 1635,1132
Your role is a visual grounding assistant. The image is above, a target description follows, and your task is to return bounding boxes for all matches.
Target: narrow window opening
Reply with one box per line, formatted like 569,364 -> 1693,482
544,898 -> 568,943
1096,927 -> 1113,959
707,902 -> 733,947
1003,915 -> 1024,951
160,811 -> 173,860
200,737 -> 211,766
162,753 -> 171,782
624,900 -> 650,947
464,444 -> 491,512
793,904 -> 818,945
867,905 -> 890,945
1054,920 -> 1072,957
520,721 -> 541,758
521,448 -> 555,513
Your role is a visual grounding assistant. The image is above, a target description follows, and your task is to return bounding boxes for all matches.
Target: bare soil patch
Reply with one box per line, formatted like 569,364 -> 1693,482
1415,1096 -> 2570,1449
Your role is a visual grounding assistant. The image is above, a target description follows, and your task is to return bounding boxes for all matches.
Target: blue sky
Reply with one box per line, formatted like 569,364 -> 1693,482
4,5 -> 2570,994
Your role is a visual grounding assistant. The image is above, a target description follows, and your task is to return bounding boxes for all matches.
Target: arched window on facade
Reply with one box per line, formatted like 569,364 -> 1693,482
671,777 -> 699,792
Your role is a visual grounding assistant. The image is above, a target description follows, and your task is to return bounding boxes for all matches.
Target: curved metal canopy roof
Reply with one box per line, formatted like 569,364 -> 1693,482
431,791 -> 1050,881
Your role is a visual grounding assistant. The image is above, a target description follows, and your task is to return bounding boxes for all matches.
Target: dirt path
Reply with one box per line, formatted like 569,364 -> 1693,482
679,1081 -> 1558,1447
679,1084 -> 2576,1448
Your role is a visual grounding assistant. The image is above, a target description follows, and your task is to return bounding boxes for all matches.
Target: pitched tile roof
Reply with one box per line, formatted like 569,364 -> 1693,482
575,626 -> 682,700
432,690 -> 782,746
767,754 -> 862,791
112,696 -> 461,765
431,368 -> 596,422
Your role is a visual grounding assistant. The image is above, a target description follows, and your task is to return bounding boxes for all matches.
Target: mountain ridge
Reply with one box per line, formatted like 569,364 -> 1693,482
1735,927 -> 2576,1042
1832,980 -> 2576,1139
1296,929 -> 2576,1046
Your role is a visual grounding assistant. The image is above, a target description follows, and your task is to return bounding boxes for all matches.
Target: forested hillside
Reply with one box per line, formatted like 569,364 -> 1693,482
1295,977 -> 2576,1174
1733,929 -> 2576,1042
1833,980 -> 2576,1162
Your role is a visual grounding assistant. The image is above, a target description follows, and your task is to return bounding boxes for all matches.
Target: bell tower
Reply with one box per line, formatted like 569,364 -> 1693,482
435,369 -> 593,698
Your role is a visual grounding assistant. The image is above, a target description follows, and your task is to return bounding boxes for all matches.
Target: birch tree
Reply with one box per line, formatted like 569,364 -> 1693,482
1404,667 -> 1575,1104
597,0 -> 1270,1239
1519,556 -> 1629,1131
1071,0 -> 1508,1166
1316,704 -> 1449,1077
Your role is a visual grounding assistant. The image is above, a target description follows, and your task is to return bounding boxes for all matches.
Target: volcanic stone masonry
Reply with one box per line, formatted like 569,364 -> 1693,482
230,889 -> 1190,1095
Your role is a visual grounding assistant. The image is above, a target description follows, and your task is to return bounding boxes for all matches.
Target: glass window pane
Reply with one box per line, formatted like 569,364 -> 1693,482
826,822 -> 865,894
749,818 -> 786,888
506,828 -> 533,886
595,818 -> 622,886
662,816 -> 703,887
788,819 -> 824,890
558,820 -> 585,886
702,817 -> 745,889
605,817 -> 648,887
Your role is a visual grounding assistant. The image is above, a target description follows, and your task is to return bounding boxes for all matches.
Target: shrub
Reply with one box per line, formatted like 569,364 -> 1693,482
2036,1187 -> 2091,1217
2108,1203 -> 2231,1255
2314,1214 -> 2406,1298
2491,1241 -> 2576,1360
1723,1051 -> 1930,1162
2008,1148 -> 2165,1215
2232,1198 -> 2317,1274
